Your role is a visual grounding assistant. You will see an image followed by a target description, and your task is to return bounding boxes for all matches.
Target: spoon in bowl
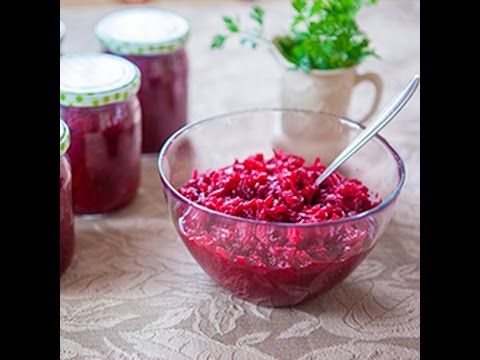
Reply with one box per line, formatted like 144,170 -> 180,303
315,74 -> 420,187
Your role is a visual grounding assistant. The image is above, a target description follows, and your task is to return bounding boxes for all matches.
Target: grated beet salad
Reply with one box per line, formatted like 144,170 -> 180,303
176,150 -> 381,307
180,150 -> 379,223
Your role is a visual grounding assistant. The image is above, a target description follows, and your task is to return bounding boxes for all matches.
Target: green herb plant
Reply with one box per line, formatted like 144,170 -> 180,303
211,0 -> 379,72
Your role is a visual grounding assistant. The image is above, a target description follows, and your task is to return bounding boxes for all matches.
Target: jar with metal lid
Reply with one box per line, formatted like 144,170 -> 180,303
96,8 -> 189,153
60,120 -> 74,275
60,53 -> 142,215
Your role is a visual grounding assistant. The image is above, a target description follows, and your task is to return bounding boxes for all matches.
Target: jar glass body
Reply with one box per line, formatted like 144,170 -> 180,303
61,96 -> 142,214
112,49 -> 188,153
60,154 -> 74,274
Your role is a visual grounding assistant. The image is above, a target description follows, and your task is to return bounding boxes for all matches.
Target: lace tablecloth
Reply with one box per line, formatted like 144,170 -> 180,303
60,1 -> 420,358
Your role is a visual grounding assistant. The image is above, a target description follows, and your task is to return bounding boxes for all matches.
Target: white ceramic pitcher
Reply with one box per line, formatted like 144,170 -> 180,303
270,42 -> 383,164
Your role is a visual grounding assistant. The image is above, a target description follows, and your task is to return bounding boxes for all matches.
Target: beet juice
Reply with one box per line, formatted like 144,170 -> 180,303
177,151 -> 381,306
96,8 -> 189,153
60,53 -> 142,215
60,120 -> 74,275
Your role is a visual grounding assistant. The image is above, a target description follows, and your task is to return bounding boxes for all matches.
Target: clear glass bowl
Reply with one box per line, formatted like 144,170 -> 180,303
158,109 -> 405,307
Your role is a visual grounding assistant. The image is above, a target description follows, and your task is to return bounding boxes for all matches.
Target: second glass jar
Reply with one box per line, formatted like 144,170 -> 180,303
60,53 -> 142,215
60,119 -> 74,275
96,8 -> 190,154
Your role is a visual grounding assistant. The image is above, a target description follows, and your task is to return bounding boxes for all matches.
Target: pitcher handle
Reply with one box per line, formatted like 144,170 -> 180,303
354,72 -> 384,123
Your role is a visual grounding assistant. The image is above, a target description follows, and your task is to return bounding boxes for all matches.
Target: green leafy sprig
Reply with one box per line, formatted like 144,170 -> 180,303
212,6 -> 266,50
211,0 -> 379,72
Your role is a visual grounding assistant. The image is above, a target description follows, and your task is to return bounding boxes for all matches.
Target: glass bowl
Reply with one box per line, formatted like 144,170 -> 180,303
158,109 -> 405,307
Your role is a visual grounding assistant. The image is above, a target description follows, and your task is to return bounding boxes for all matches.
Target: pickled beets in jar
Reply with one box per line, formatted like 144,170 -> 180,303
60,54 -> 142,215
96,8 -> 189,153
60,120 -> 74,275
176,151 -> 381,306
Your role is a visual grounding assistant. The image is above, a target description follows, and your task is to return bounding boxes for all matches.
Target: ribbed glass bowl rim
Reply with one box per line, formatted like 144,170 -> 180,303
158,108 -> 406,228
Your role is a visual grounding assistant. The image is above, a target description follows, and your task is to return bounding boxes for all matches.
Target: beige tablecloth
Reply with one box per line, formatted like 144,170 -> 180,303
60,1 -> 420,358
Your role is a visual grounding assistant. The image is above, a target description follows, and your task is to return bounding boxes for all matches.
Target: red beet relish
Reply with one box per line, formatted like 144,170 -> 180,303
175,151 -> 381,306
179,150 -> 380,223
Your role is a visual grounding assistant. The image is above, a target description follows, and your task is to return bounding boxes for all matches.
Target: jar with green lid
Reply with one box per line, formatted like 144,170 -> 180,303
60,119 -> 74,275
96,8 -> 189,153
60,53 -> 142,215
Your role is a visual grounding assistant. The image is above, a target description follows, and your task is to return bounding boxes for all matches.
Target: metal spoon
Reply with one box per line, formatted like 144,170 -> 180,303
315,74 -> 420,187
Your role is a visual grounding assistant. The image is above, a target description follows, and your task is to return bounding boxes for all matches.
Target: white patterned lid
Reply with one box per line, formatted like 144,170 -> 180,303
60,20 -> 66,42
60,119 -> 70,157
60,53 -> 141,107
95,8 -> 190,56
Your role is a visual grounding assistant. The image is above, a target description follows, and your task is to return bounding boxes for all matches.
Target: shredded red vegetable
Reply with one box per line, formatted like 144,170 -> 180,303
179,150 -> 380,223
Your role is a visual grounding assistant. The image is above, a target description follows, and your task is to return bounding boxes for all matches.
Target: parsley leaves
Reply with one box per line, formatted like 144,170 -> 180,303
211,0 -> 379,72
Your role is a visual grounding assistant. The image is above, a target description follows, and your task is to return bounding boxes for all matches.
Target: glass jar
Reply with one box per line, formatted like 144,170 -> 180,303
60,120 -> 74,275
60,53 -> 142,215
60,20 -> 66,55
96,8 -> 189,153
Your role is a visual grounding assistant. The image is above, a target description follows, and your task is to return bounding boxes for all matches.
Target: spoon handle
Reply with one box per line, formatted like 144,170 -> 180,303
315,75 -> 420,187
